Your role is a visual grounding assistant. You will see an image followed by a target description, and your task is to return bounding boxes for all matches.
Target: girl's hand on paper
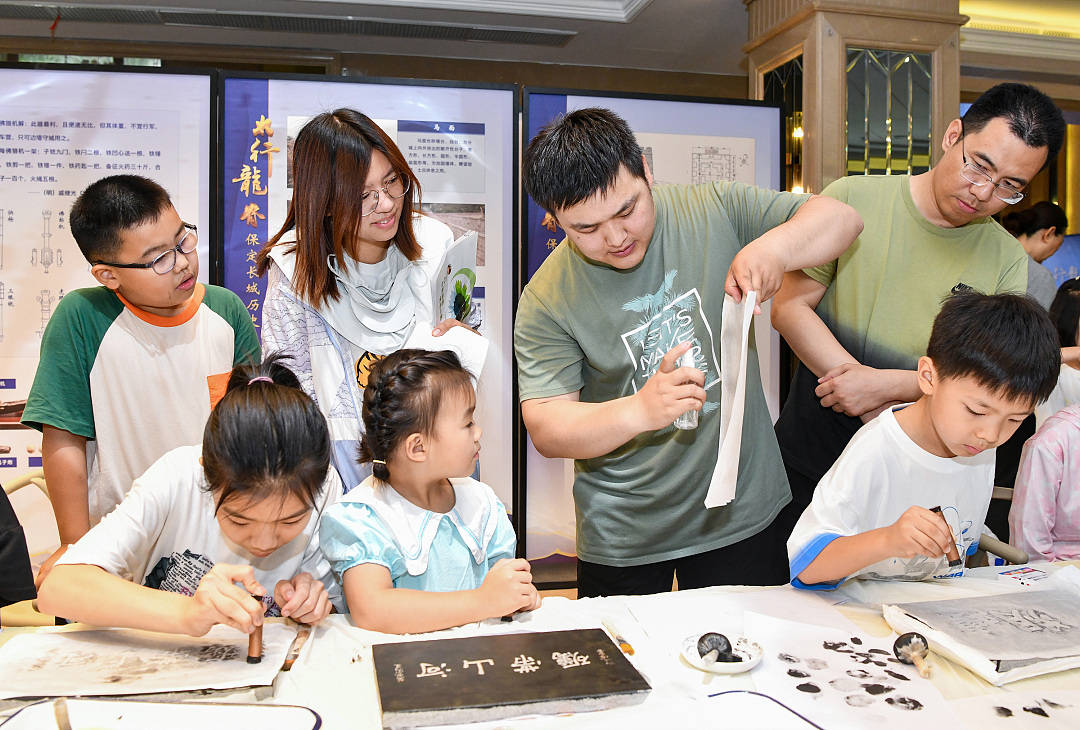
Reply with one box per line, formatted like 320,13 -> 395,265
275,572 -> 332,625
884,507 -> 953,559
183,563 -> 266,637
631,341 -> 706,431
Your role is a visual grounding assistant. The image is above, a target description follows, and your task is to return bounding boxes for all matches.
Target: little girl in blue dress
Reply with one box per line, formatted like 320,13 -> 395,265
320,349 -> 540,632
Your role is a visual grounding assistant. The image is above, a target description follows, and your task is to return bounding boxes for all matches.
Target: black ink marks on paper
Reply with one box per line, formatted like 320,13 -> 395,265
846,669 -> 872,678
862,683 -> 894,696
850,637 -> 863,645
796,682 -> 821,694
1043,699 -> 1065,709
777,653 -> 800,663
993,707 -> 1013,718
1023,706 -> 1050,718
787,669 -> 811,678
823,641 -> 852,653
868,649 -> 889,655
185,644 -> 242,663
885,696 -> 924,711
845,694 -> 874,708
884,669 -> 910,681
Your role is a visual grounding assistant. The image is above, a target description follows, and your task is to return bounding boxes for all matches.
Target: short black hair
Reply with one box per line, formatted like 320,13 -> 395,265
202,352 -> 330,513
1049,277 -> 1080,348
69,175 -> 172,263
928,291 -> 1059,406
522,107 -> 647,213
961,83 -> 1065,167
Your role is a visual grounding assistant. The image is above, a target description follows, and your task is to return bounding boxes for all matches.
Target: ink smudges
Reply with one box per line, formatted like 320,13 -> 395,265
850,637 -> 863,645
1023,706 -> 1050,718
993,707 -> 1013,718
845,694 -> 874,708
884,669 -> 910,681
805,658 -> 829,670
868,649 -> 889,655
788,669 -> 811,678
1043,699 -> 1065,709
862,683 -> 894,696
829,678 -> 861,692
823,641 -> 851,653
846,669 -> 872,679
885,696 -> 924,711
796,683 -> 821,694
777,653 -> 800,663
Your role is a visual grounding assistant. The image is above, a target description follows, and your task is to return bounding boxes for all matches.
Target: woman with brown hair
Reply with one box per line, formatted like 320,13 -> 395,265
257,108 -> 458,490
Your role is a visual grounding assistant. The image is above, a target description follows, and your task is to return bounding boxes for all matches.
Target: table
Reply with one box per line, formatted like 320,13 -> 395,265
3,564 -> 1079,729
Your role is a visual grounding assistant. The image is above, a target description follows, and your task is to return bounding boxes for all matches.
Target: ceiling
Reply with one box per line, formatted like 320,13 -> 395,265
0,1 -> 1077,75
0,0 -> 749,75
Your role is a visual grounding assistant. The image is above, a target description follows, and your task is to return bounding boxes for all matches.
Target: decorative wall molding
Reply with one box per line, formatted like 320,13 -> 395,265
960,27 -> 1080,62
303,0 -> 655,23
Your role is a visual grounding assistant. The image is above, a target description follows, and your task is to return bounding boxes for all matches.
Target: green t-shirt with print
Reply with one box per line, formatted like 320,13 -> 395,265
515,182 -> 808,567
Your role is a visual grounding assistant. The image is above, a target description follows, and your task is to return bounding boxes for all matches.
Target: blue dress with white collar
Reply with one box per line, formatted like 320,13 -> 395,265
319,475 -> 516,591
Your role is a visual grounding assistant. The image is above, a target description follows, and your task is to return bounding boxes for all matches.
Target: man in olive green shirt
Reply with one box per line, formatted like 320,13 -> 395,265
515,108 -> 862,597
772,83 -> 1066,524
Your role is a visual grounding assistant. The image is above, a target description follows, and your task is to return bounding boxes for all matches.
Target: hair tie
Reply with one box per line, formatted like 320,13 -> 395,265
372,459 -> 386,466
248,376 -> 274,385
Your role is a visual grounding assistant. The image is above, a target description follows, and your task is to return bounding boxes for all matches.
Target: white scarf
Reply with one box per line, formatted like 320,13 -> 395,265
317,245 -> 428,354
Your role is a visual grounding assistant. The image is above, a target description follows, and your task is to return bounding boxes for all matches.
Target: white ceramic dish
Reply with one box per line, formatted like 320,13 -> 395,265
680,634 -> 763,674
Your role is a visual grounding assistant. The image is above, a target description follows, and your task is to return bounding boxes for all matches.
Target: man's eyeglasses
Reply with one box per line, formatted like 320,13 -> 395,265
360,174 -> 410,217
959,128 -> 1025,205
93,223 -> 198,275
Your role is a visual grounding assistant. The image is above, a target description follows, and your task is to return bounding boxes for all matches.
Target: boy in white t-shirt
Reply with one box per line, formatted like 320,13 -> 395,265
788,292 -> 1060,589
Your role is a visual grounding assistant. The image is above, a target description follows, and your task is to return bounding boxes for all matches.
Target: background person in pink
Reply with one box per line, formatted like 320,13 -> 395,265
1010,404 -> 1080,562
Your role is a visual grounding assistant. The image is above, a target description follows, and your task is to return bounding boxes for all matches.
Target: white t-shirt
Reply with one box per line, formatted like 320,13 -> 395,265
787,406 -> 994,589
1035,364 -> 1080,428
59,445 -> 344,614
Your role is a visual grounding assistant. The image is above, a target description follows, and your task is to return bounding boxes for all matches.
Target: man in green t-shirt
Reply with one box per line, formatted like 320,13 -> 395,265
515,108 -> 862,597
772,83 -> 1066,525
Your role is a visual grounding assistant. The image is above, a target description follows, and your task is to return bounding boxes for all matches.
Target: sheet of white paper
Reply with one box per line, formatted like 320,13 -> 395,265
0,624 -> 293,700
954,689 -> 1080,730
745,612 -> 958,730
0,699 -> 321,729
705,290 -> 756,509
403,321 -> 488,381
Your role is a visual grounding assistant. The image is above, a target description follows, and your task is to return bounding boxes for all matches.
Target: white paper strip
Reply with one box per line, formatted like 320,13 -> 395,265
705,290 -> 756,508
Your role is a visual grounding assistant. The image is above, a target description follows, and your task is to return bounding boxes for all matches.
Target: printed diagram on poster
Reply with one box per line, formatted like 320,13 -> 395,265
744,612 -> 957,730
635,132 -> 755,186
0,624 -> 294,699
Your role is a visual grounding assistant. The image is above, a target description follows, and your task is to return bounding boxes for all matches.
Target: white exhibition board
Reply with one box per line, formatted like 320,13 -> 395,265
0,68 -> 211,557
222,76 -> 515,507
522,90 -> 782,563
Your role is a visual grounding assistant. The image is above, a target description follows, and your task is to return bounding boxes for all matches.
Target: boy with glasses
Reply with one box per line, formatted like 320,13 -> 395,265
772,83 -> 1065,529
23,175 -> 259,585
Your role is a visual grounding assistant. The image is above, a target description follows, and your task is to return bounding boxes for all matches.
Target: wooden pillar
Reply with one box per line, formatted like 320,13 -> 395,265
744,0 -> 967,192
